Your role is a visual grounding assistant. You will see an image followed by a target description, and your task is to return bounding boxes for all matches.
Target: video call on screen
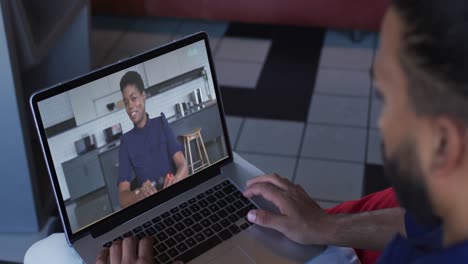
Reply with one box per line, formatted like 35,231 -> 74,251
38,40 -> 229,232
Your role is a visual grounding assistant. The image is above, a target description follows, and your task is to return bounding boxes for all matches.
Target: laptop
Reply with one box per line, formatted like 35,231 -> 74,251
30,32 -> 324,263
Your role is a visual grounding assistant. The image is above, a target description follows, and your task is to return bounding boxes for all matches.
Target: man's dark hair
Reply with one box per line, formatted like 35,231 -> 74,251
120,71 -> 145,94
392,0 -> 468,122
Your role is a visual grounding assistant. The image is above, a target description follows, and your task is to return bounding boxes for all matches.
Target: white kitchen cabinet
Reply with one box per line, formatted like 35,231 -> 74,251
89,75 -> 111,99
144,42 -> 208,87
144,51 -> 181,86
69,80 -> 100,125
177,41 -> 208,75
38,92 -> 74,128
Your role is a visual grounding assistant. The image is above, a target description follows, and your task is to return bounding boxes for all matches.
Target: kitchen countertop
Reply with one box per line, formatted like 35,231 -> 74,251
167,99 -> 217,124
62,139 -> 121,164
97,140 -> 121,155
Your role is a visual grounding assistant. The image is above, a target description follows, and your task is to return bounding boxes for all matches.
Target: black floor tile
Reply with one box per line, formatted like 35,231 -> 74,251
220,23 -> 325,122
363,164 -> 391,196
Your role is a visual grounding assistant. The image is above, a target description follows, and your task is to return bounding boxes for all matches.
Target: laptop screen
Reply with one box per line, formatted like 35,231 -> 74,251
36,39 -> 230,233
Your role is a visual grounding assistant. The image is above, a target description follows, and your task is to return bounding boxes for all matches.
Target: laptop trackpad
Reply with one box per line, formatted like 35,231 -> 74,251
208,246 -> 255,264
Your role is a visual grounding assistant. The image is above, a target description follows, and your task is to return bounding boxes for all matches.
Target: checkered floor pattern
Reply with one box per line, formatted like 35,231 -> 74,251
92,16 -> 387,209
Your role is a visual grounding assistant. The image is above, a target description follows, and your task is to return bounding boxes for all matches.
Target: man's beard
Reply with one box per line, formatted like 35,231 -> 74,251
381,140 -> 441,226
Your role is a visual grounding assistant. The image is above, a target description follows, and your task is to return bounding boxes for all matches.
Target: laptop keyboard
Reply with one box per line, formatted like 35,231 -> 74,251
103,180 -> 257,264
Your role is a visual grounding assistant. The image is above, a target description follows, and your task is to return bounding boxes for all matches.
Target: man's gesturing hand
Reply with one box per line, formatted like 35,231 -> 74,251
243,174 -> 336,245
141,180 -> 157,197
96,237 -> 153,264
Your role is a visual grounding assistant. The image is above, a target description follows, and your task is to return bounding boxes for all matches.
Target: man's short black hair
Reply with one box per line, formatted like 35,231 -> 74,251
120,71 -> 145,94
392,0 -> 468,123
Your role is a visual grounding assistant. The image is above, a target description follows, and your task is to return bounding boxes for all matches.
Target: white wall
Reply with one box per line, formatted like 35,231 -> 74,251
93,64 -> 149,118
69,64 -> 148,126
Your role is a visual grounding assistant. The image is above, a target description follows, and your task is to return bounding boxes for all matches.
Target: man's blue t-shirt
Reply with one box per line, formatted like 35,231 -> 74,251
118,113 -> 184,187
377,213 -> 468,263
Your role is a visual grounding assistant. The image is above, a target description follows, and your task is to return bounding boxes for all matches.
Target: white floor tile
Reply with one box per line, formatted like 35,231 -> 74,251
225,116 -> 244,147
216,37 -> 272,63
295,158 -> 364,201
173,20 -> 227,54
238,152 -> 297,180
237,118 -> 304,156
301,124 -> 367,162
308,95 -> 369,127
367,129 -> 383,165
215,60 -> 264,89
172,35 -> 220,54
314,68 -> 371,97
319,47 -> 374,70
324,30 -> 377,49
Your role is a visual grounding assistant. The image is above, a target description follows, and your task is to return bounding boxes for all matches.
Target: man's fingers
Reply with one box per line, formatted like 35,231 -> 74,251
142,188 -> 151,197
247,209 -> 287,233
109,240 -> 122,264
164,175 -> 173,188
121,237 -> 137,263
95,248 -> 109,264
163,178 -> 170,188
144,189 -> 156,197
138,237 -> 154,261
141,182 -> 157,196
148,185 -> 157,195
172,176 -> 179,185
142,180 -> 152,187
246,174 -> 291,191
243,182 -> 288,212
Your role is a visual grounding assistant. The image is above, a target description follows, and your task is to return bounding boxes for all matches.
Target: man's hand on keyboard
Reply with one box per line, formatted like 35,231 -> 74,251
96,237 -> 153,264
243,174 -> 335,245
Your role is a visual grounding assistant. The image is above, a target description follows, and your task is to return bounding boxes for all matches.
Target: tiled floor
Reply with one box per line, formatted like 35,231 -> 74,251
301,124 -> 367,162
236,118 -> 304,156
91,16 -> 386,208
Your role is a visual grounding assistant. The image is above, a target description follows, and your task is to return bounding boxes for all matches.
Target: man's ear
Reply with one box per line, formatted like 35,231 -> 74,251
431,117 -> 466,175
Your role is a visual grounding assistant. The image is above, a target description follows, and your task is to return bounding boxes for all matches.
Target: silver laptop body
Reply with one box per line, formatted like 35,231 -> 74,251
30,32 -> 324,263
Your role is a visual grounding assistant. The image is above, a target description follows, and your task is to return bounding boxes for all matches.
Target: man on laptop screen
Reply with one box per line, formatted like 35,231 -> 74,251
117,71 -> 188,208
37,39 -> 228,233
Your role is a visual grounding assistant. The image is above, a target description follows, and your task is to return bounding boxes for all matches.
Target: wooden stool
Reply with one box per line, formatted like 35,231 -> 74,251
182,128 -> 210,175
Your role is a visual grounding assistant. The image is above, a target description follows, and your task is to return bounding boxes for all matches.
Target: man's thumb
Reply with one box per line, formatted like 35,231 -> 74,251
247,209 -> 285,231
